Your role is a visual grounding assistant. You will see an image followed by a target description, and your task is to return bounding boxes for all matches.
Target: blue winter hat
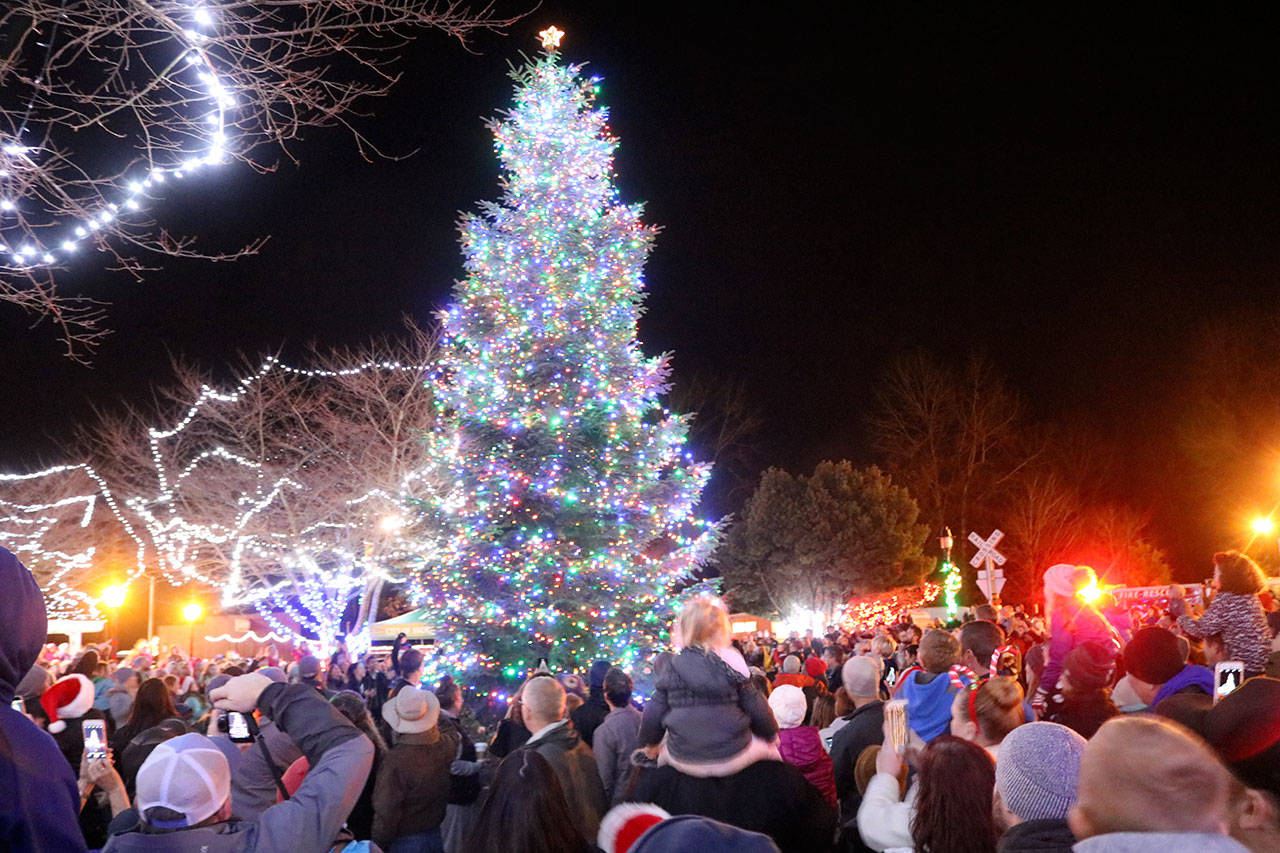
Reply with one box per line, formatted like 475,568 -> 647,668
995,721 -> 1086,821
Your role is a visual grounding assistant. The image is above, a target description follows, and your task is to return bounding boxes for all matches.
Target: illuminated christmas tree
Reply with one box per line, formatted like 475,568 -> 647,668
412,29 -> 717,692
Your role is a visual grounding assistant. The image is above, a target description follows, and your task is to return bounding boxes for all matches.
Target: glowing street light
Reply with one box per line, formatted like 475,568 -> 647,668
183,602 -> 203,659
101,585 -> 128,610
1252,517 -> 1275,536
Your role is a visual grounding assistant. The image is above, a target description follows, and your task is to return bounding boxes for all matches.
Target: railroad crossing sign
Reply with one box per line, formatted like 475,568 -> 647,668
969,529 -> 1007,603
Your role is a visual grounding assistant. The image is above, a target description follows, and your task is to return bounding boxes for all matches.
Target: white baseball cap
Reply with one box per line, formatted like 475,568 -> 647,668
135,733 -> 231,828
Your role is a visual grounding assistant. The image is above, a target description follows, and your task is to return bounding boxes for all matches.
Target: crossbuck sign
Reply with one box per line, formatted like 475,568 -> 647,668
969,529 -> 1007,603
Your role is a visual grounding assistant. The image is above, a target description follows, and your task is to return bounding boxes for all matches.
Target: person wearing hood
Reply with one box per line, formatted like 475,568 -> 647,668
570,659 -> 613,748
0,546 -> 87,852
373,685 -> 454,852
104,667 -> 140,728
516,674 -> 608,841
102,671 -> 374,852
1122,627 -> 1214,711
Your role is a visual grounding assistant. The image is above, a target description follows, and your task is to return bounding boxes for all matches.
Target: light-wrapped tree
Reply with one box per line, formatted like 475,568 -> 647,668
412,32 -> 717,687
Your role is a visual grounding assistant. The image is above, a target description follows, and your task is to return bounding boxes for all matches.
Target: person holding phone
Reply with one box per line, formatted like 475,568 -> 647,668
0,546 -> 88,852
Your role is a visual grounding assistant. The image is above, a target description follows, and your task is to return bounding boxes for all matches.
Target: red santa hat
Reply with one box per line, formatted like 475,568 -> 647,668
41,673 -> 95,733
598,803 -> 670,853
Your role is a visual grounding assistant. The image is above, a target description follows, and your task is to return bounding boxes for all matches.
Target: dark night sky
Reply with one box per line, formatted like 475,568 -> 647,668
4,5 -> 1280,576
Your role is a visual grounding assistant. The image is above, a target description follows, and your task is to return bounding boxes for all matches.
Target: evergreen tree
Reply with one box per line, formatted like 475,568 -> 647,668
412,34 -> 716,689
719,462 -> 931,623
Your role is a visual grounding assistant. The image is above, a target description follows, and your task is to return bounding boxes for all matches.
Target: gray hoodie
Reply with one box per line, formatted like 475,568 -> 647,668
102,683 -> 373,853
1074,832 -> 1250,853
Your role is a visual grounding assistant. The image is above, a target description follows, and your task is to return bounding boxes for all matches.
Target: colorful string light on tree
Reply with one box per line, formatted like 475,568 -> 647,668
409,30 -> 719,693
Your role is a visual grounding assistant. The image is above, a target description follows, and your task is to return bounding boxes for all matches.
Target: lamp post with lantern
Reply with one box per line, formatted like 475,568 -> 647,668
101,584 -> 127,649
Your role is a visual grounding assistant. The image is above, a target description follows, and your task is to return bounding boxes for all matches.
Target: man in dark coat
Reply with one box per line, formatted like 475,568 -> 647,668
517,674 -> 607,840
569,659 -> 612,748
631,758 -> 835,853
830,656 -> 886,852
0,546 -> 87,852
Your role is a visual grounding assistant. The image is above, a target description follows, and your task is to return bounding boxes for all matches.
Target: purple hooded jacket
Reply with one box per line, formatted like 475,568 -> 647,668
0,547 -> 87,852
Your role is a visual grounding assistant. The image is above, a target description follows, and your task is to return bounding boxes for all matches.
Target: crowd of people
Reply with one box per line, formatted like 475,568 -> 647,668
4,543 -> 1280,853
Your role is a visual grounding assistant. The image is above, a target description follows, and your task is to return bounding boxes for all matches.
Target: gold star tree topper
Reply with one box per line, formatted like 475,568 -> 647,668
539,26 -> 564,50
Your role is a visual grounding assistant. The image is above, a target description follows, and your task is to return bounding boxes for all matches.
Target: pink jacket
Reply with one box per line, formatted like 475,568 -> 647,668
777,725 -> 837,805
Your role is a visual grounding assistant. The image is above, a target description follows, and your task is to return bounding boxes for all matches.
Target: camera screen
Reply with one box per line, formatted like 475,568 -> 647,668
228,712 -> 251,740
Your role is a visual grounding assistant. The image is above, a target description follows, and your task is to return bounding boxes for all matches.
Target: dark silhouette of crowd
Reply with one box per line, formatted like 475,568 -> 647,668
4,544 -> 1280,852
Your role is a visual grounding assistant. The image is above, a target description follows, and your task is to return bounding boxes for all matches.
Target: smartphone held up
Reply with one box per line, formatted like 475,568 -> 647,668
82,719 -> 108,761
1214,660 -> 1244,703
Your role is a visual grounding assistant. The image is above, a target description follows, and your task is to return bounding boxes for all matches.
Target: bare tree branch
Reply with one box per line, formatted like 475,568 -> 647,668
0,0 -> 526,354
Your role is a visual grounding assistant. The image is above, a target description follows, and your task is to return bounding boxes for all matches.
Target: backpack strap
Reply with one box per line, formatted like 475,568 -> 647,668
258,736 -> 291,802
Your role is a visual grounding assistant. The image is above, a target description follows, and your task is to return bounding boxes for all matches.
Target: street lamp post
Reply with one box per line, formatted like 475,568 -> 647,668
101,585 -> 127,648
183,602 -> 203,660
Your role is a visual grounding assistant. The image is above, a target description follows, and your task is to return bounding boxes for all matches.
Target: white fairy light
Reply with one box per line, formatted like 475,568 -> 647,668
1,11 -> 235,272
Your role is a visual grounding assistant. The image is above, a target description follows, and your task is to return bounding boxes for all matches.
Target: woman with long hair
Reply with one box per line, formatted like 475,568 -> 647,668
466,749 -> 592,853
1175,550 -> 1273,676
111,677 -> 183,761
345,659 -> 368,694
326,658 -> 349,694
858,729 -> 998,853
910,736 -> 997,853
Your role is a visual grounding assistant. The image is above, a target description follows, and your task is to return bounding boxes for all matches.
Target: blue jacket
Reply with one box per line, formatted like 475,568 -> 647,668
896,669 -> 963,741
0,547 -> 87,853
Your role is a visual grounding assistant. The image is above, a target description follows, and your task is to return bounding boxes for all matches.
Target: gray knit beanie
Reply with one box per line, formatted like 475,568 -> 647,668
995,722 -> 1086,821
